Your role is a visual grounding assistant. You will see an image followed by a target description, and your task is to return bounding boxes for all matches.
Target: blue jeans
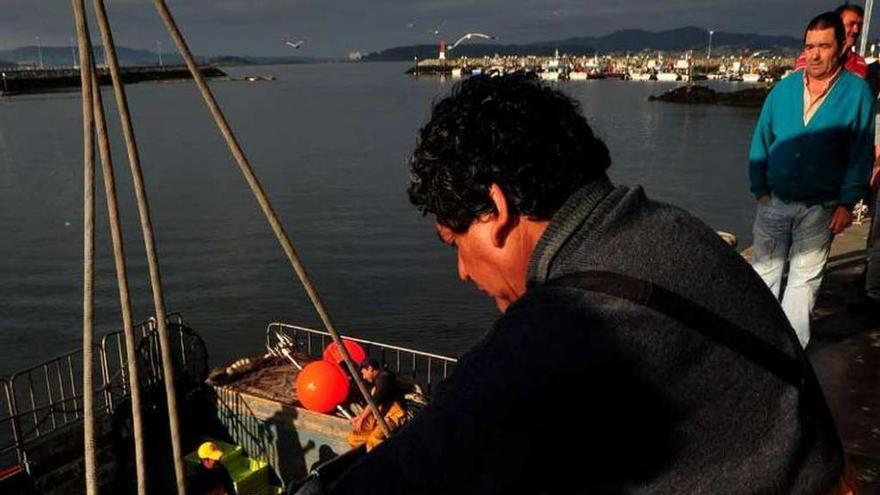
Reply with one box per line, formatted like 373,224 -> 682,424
751,197 -> 834,347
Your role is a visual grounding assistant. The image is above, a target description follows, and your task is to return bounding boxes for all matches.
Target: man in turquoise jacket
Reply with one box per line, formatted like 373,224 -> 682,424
750,12 -> 874,347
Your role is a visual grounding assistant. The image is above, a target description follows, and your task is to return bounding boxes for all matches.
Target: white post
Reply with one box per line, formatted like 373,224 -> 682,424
36,36 -> 43,69
862,0 -> 874,57
708,30 -> 714,59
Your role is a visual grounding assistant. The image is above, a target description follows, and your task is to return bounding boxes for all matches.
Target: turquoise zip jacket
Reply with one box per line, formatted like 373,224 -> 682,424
749,69 -> 875,208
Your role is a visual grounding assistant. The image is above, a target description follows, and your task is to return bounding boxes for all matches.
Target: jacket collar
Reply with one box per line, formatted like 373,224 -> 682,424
526,176 -> 615,288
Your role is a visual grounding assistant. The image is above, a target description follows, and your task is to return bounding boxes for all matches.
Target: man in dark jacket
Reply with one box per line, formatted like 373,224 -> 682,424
310,74 -> 845,494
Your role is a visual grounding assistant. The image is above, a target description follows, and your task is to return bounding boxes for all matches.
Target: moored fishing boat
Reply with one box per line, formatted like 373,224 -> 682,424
206,322 -> 455,488
0,318 -> 455,493
629,71 -> 654,81
656,71 -> 680,82
568,70 -> 588,81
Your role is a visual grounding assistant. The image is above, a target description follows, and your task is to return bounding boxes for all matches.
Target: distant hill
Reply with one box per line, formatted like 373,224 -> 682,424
211,55 -> 327,66
366,44 -> 561,61
0,46 -> 177,68
0,46 -> 326,69
570,27 -> 801,52
364,27 -> 803,61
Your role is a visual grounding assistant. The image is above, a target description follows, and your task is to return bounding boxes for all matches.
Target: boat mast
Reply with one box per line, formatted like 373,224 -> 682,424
70,0 -> 97,493
147,0 -> 393,438
90,0 -> 175,491
862,0 -> 874,57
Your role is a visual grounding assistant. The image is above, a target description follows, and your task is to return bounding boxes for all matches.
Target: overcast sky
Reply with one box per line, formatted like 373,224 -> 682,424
3,1 -> 876,57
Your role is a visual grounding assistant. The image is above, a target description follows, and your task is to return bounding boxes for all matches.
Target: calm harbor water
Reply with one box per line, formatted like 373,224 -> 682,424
0,62 -> 761,375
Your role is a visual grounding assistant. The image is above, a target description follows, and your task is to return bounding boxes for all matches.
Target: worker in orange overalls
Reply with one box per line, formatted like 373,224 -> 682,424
348,358 -> 406,452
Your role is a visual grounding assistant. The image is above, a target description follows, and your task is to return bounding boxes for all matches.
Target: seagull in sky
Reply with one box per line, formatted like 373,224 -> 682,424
448,32 -> 497,50
426,20 -> 446,36
285,40 -> 305,49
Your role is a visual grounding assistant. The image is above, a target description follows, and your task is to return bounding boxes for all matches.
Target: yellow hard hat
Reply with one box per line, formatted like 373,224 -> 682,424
197,442 -> 223,461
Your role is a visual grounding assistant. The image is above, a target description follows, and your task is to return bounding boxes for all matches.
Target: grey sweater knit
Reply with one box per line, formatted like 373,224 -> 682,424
328,179 -> 843,494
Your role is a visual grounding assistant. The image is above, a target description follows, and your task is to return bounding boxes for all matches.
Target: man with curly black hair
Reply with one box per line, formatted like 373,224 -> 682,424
309,74 -> 846,494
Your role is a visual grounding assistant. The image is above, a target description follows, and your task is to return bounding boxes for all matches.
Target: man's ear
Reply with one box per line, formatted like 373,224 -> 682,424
487,183 -> 517,248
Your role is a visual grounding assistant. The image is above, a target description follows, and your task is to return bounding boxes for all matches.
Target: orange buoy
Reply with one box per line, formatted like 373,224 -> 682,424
323,339 -> 367,366
295,361 -> 350,413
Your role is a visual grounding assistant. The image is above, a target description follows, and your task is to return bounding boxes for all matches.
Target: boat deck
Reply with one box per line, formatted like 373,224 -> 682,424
206,355 -> 353,487
211,356 -> 300,404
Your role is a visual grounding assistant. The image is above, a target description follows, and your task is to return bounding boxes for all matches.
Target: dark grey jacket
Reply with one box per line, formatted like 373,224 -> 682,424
328,179 -> 843,494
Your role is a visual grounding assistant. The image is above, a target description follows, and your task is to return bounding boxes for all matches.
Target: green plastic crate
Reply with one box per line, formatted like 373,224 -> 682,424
185,439 -> 278,495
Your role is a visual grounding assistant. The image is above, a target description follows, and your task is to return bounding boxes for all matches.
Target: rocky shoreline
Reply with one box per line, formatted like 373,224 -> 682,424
648,84 -> 770,107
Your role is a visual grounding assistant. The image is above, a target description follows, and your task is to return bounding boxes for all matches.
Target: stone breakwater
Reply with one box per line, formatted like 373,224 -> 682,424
0,65 -> 226,96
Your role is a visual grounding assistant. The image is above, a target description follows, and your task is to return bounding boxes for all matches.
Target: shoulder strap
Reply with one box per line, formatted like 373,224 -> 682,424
547,270 -> 806,389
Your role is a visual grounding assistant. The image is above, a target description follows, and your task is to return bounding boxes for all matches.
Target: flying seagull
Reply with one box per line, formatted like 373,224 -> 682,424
285,40 -> 305,49
426,20 -> 446,36
448,32 -> 496,51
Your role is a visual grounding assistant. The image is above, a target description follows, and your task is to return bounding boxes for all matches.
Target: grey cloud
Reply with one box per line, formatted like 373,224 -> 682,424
0,0 -> 870,57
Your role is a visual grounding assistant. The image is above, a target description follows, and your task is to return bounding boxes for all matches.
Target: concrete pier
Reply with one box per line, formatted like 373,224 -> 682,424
745,220 -> 880,491
809,222 -> 880,492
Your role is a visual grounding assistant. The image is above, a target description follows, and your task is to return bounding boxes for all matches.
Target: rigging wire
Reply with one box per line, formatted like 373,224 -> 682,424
148,0 -> 391,437
90,1 -> 189,492
87,34 -> 149,493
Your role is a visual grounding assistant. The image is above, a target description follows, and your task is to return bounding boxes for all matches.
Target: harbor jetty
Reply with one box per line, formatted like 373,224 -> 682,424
408,53 -> 792,82
0,65 -> 226,96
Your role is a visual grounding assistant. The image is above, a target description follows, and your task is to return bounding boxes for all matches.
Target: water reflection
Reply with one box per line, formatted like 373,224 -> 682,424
0,64 -> 759,374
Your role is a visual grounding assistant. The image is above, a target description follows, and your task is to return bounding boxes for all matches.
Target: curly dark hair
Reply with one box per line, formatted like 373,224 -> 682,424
407,72 -> 611,232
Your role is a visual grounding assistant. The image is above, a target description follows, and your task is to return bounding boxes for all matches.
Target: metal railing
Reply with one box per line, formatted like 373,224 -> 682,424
266,323 -> 458,397
1,346 -> 93,471
99,313 -> 185,402
0,314 -> 188,474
